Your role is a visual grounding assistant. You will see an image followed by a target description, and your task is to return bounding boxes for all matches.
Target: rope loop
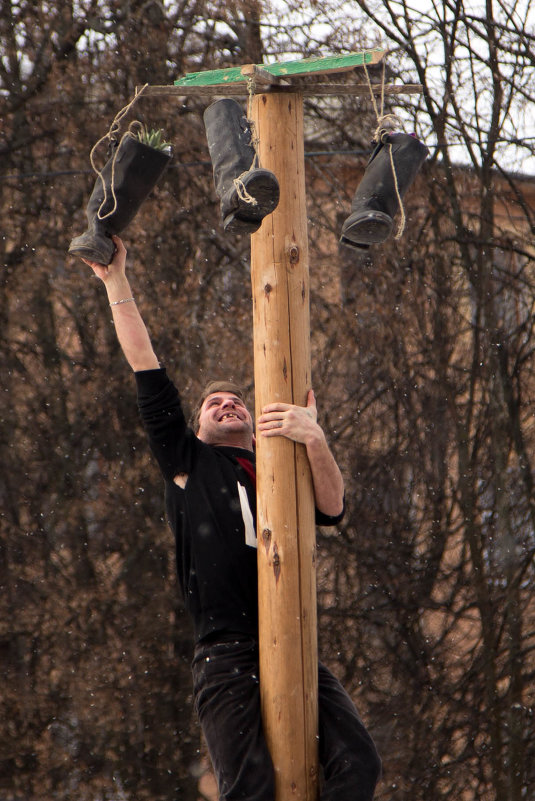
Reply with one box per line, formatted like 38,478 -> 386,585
362,61 -> 406,239
233,173 -> 258,206
88,84 -> 149,221
243,76 -> 261,170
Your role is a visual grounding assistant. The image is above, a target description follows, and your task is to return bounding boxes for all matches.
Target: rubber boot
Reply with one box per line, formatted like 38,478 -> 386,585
203,98 -> 279,234
340,132 -> 428,250
68,134 -> 172,264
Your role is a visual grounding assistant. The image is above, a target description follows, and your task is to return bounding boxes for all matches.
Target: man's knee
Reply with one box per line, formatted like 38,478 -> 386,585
344,741 -> 382,800
221,755 -> 274,801
322,738 -> 382,801
365,742 -> 382,791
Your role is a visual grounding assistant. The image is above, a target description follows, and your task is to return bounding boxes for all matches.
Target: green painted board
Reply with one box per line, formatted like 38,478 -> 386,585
174,50 -> 385,87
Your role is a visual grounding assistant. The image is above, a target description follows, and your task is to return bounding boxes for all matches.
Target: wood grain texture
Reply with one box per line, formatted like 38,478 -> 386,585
250,92 -> 319,801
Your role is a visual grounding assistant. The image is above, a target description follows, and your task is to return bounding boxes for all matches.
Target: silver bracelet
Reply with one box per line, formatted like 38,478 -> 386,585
110,297 -> 135,307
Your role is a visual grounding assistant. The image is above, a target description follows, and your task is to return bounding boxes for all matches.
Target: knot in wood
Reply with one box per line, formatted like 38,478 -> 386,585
272,544 -> 281,583
262,528 -> 272,551
288,245 -> 299,264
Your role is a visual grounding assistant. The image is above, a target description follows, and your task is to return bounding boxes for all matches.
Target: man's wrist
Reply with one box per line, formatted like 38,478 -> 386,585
106,278 -> 133,303
304,425 -> 327,451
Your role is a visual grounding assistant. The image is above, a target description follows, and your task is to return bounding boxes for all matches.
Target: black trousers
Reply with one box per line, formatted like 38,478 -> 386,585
192,636 -> 381,801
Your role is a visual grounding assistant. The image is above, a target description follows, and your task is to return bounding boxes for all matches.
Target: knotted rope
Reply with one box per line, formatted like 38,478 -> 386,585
246,75 -> 260,164
231,75 -> 261,207
362,60 -> 406,238
89,83 -> 149,221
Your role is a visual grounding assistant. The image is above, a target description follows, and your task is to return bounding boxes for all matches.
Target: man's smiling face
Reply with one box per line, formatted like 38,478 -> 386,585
197,391 -> 254,449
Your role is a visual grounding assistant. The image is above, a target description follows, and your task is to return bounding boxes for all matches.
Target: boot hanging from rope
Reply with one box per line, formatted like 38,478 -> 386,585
203,98 -> 280,234
68,87 -> 173,265
340,129 -> 429,251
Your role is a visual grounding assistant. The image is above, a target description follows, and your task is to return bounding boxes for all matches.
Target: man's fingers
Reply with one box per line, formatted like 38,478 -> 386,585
262,391 -> 316,416
261,402 -> 290,415
81,257 -> 100,269
111,235 -> 127,257
257,415 -> 284,430
258,410 -> 284,422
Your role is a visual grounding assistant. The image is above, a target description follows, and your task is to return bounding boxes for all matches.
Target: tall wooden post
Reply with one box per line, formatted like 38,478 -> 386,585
250,92 -> 318,801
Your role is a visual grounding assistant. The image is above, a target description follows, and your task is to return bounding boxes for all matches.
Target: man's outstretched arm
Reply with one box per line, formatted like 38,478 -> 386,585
257,390 -> 345,518
82,236 -> 159,372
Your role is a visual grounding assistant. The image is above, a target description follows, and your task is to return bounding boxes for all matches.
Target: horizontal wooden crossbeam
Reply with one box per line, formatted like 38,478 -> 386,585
140,83 -> 423,98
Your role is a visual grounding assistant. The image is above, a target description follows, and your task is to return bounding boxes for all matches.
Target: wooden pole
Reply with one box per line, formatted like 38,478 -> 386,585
250,92 -> 318,801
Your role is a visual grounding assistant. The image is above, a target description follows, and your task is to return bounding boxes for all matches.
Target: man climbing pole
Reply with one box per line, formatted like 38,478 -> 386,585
78,235 -> 382,800
70,82 -> 429,799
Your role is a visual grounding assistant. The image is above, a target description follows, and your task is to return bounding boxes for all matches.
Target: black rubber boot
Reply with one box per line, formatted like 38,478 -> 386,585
68,134 -> 172,264
340,132 -> 429,250
203,98 -> 279,234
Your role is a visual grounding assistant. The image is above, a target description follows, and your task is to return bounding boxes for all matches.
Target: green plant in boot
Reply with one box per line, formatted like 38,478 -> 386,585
136,125 -> 172,152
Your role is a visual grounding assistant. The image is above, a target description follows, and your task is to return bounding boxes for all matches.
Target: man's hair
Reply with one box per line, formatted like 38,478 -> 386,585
190,380 -> 246,433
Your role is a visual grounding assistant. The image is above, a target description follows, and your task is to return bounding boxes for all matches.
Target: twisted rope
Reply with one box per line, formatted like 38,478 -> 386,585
233,175 -> 258,205
88,83 -> 149,221
232,76 -> 261,206
362,61 -> 406,238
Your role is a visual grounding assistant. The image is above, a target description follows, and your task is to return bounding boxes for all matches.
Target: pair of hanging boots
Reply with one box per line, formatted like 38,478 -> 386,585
68,99 -> 279,264
203,102 -> 428,244
202,103 -> 428,245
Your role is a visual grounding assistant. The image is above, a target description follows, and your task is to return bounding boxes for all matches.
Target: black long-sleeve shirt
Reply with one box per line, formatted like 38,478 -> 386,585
136,367 -> 344,643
